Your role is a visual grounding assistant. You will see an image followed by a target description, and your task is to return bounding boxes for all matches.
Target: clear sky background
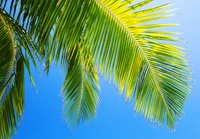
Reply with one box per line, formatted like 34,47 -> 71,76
10,0 -> 200,139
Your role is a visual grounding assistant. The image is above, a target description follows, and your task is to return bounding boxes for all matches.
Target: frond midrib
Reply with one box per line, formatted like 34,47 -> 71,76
95,0 -> 170,113
76,62 -> 85,121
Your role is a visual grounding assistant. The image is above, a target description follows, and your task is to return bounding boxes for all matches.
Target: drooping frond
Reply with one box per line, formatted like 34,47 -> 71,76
78,0 -> 191,129
0,0 -> 191,130
0,53 -> 24,138
0,8 -> 38,87
0,12 -> 15,99
62,44 -> 100,128
0,9 -> 38,138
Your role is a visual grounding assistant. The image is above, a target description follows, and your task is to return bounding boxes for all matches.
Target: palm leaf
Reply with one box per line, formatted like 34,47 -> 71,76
0,52 -> 24,138
0,12 -> 15,99
1,0 -> 96,64
0,9 -> 38,138
0,0 -> 191,130
79,0 -> 191,129
0,7 -> 38,88
62,44 -> 100,128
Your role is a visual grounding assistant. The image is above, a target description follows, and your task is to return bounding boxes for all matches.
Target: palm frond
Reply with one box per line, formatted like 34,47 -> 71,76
79,0 -> 191,129
0,53 -> 24,138
0,0 -> 191,130
62,44 -> 100,128
0,12 -> 15,99
0,0 -> 91,64
0,8 -> 38,88
0,9 -> 38,138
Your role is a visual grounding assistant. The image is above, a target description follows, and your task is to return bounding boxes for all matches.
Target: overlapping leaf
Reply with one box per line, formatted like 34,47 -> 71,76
0,0 -> 94,64
0,0 -> 191,131
0,51 -> 25,138
0,13 -> 15,99
0,9 -> 38,138
0,8 -> 38,87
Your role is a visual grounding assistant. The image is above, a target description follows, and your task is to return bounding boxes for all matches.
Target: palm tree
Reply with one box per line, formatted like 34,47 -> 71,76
0,0 -> 191,138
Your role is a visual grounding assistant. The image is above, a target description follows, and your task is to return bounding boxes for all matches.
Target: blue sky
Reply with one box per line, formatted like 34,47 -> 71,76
11,0 -> 200,139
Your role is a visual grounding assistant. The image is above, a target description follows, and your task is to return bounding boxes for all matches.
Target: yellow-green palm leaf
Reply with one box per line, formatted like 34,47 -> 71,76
83,0 -> 190,129
0,0 -> 191,132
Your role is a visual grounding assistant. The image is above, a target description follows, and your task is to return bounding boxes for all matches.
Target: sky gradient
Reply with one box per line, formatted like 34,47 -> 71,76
11,0 -> 200,139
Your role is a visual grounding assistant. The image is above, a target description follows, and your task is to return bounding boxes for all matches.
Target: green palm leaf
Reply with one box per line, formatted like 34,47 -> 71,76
0,7 -> 38,88
0,51 -> 24,138
0,0 -> 191,131
79,0 -> 191,129
0,13 -> 15,99
62,45 -> 100,128
0,8 -> 38,138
